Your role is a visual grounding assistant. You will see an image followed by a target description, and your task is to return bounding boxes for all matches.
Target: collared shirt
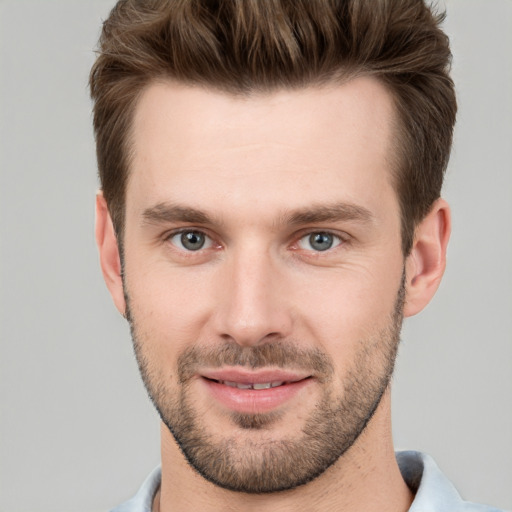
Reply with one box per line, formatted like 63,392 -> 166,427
111,451 -> 505,512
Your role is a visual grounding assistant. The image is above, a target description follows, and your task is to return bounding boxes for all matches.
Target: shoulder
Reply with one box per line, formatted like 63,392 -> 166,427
396,451 -> 507,512
457,502 -> 507,512
110,466 -> 161,512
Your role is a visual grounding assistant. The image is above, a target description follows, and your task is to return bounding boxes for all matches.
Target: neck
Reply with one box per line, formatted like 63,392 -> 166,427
156,390 -> 413,512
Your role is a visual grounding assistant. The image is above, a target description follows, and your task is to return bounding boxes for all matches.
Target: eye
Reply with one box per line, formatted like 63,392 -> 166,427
168,230 -> 213,251
298,232 -> 343,252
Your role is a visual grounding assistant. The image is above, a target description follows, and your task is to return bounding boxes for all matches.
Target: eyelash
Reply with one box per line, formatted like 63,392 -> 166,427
295,231 -> 345,252
165,229 -> 217,252
163,228 -> 348,255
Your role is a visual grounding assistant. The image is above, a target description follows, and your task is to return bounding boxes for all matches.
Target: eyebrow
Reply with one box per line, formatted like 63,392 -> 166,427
284,203 -> 374,226
141,201 -> 374,228
142,203 -> 217,226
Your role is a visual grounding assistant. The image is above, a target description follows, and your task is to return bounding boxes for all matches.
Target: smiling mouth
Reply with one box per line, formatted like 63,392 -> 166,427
201,373 -> 313,413
205,379 -> 293,390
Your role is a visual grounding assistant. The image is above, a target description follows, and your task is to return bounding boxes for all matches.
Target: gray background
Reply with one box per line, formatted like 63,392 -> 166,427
0,1 -> 510,511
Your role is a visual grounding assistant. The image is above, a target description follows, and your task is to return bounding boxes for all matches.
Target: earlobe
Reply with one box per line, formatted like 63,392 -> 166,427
404,198 -> 451,317
95,192 -> 126,316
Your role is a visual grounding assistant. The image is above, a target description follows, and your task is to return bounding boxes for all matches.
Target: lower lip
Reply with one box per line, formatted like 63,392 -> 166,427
201,378 -> 312,414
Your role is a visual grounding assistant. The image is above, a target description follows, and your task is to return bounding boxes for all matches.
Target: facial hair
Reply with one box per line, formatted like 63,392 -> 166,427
125,275 -> 405,494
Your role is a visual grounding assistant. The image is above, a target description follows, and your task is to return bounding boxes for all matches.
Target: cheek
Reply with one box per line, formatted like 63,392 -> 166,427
291,262 -> 403,355
124,258 -> 214,364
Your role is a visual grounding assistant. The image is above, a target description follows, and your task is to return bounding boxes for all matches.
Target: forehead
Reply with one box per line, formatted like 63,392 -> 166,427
127,77 -> 398,220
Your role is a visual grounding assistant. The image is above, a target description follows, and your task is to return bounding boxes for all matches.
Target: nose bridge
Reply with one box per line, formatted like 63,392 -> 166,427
214,241 -> 291,346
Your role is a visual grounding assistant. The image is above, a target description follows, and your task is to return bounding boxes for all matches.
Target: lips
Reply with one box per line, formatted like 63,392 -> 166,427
201,368 -> 310,383
200,368 -> 312,414
217,380 -> 285,390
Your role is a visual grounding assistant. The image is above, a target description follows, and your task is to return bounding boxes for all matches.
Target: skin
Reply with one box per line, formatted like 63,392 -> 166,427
96,76 -> 450,512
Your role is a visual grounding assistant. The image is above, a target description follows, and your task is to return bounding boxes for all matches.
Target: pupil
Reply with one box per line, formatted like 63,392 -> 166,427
181,231 -> 205,250
310,233 -> 332,251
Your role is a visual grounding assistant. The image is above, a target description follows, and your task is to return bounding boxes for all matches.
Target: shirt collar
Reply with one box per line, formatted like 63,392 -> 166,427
397,450 -> 464,511
113,451 -> 498,512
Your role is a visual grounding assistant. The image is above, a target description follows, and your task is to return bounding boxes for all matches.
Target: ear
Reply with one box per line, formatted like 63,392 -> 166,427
95,192 -> 126,316
404,198 -> 451,317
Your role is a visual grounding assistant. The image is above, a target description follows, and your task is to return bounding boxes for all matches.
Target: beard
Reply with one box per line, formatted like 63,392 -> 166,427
125,275 -> 405,494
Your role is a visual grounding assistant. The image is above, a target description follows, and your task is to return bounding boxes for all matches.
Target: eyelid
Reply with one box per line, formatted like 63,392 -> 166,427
293,229 -> 349,252
161,226 -> 349,254
164,228 -> 217,252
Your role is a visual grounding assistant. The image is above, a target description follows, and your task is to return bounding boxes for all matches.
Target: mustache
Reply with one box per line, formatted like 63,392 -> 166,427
177,341 -> 334,383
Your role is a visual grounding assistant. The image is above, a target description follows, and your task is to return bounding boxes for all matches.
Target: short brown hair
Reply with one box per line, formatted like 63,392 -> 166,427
90,0 -> 456,255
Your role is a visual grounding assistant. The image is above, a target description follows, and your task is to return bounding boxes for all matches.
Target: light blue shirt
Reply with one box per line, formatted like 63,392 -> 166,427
111,451 -> 505,511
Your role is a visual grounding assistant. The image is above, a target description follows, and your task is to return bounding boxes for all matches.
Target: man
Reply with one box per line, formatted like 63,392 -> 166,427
90,1 -> 503,511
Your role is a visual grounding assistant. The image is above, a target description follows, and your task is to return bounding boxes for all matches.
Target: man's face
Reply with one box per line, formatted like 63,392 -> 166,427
121,78 -> 406,492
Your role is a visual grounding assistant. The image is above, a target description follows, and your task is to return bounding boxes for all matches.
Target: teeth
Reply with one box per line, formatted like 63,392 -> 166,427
220,380 -> 285,390
223,381 -> 252,389
253,382 -> 271,390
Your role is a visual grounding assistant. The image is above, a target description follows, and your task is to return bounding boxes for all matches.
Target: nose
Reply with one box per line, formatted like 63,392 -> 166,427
211,246 -> 293,347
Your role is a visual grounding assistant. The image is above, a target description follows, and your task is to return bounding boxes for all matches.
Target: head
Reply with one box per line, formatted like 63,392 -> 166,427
92,0 -> 455,495
90,0 -> 456,256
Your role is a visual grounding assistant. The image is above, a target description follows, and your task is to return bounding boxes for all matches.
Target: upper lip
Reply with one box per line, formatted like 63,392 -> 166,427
200,368 -> 311,384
